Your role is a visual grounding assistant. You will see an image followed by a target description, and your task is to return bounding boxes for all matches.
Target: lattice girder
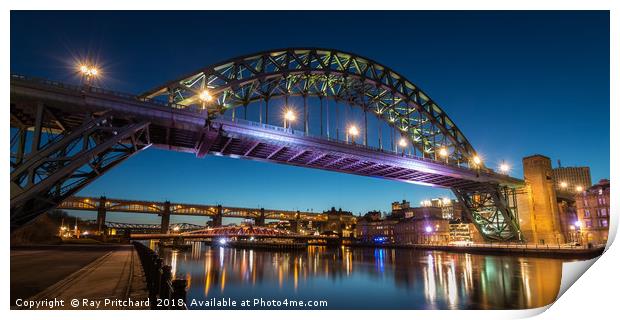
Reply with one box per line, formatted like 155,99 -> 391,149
143,48 -> 479,166
10,113 -> 151,228
452,184 -> 522,241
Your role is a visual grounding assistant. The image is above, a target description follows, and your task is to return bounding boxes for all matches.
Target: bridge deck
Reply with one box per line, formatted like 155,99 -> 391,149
11,75 -> 523,190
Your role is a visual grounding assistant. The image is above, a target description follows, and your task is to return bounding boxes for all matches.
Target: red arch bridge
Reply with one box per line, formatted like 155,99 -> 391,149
129,225 -> 338,243
10,48 -> 524,241
86,221 -> 204,233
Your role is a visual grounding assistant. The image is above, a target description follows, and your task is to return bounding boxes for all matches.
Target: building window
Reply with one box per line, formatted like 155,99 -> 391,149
584,209 -> 590,218
601,220 -> 609,228
601,209 -> 607,217
585,221 -> 592,228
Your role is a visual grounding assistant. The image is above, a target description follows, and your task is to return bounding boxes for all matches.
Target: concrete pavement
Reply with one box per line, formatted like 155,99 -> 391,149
11,245 -> 149,310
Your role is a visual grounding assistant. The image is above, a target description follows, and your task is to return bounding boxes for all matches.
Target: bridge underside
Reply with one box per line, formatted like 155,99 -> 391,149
200,119 -> 505,189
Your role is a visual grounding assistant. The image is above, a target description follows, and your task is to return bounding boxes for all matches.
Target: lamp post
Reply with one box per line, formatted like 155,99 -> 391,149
472,155 -> 482,168
398,138 -> 407,156
78,64 -> 99,86
438,147 -> 449,163
283,109 -> 296,129
499,162 -> 510,174
198,89 -> 213,110
347,125 -> 359,144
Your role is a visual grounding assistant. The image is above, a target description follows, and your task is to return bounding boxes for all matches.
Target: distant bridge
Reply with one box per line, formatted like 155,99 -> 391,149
58,195 -> 351,234
85,220 -> 204,232
11,48 -> 523,241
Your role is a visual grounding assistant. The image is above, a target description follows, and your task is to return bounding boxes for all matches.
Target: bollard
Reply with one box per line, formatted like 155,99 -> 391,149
160,265 -> 172,303
171,279 -> 188,309
154,258 -> 163,298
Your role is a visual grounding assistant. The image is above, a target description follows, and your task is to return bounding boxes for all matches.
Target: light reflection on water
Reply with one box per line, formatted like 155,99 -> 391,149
155,241 -> 562,309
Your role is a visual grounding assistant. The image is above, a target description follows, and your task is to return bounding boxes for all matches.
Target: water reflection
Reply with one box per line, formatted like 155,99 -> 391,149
156,242 -> 562,309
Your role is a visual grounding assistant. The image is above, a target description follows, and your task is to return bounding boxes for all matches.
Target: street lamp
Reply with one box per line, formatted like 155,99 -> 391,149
576,185 -> 583,192
560,181 -> 568,189
347,125 -> 359,143
438,146 -> 449,163
499,162 -> 510,174
78,63 -> 99,85
472,155 -> 482,167
398,138 -> 407,148
398,138 -> 407,155
283,109 -> 296,128
199,90 -> 213,102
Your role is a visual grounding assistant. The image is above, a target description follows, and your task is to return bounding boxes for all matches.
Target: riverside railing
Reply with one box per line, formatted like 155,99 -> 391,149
133,241 -> 188,310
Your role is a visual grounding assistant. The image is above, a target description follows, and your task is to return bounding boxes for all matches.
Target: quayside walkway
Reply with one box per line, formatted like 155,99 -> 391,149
11,245 -> 148,310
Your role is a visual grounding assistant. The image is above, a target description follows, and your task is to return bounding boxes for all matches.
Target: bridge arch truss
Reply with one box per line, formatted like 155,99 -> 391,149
143,48 -> 479,167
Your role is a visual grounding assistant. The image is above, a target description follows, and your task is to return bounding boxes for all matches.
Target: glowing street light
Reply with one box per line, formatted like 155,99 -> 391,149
199,90 -> 213,102
173,226 -> 180,232
574,220 -> 582,228
348,125 -> 359,137
398,138 -> 407,148
472,155 -> 482,166
425,226 -> 433,233
576,185 -> 584,192
438,147 -> 449,158
560,181 -> 568,189
78,63 -> 99,85
499,162 -> 510,174
283,109 -> 296,128
347,125 -> 359,143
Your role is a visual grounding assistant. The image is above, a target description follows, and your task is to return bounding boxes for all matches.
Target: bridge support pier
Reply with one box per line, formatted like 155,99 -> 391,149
96,196 -> 107,234
160,201 -> 171,234
452,184 -> 522,242
212,205 -> 223,227
254,208 -> 265,226
289,211 -> 301,233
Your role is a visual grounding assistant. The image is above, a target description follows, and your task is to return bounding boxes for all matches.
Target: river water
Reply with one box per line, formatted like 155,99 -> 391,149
154,241 -> 564,309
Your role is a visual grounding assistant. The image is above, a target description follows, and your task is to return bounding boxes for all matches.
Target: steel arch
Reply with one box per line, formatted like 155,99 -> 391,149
142,48 -> 480,166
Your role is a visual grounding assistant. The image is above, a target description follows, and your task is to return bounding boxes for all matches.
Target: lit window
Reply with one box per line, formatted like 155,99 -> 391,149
585,209 -> 591,218
601,220 -> 609,228
601,209 -> 607,217
585,221 -> 592,228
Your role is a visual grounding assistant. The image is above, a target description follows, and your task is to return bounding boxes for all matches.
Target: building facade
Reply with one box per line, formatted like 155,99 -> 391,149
419,198 -> 465,220
393,217 -> 450,244
553,166 -> 592,193
575,179 -> 610,245
355,212 -> 398,243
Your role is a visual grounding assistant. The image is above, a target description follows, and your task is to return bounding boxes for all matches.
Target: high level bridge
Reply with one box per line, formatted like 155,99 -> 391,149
58,196 -> 341,234
10,48 -> 524,241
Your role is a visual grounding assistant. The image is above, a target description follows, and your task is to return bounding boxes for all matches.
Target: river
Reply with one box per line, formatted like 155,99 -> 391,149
153,241 -> 564,309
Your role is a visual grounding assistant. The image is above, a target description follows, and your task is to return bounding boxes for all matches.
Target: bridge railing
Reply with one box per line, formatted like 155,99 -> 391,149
216,116 -> 497,174
11,74 -> 194,113
133,241 -> 187,309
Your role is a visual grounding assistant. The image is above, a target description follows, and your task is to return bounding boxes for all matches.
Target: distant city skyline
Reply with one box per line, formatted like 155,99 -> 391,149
11,11 -> 609,224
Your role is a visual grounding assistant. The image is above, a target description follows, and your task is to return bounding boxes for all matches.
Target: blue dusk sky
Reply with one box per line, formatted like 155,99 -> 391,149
10,11 -> 609,225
